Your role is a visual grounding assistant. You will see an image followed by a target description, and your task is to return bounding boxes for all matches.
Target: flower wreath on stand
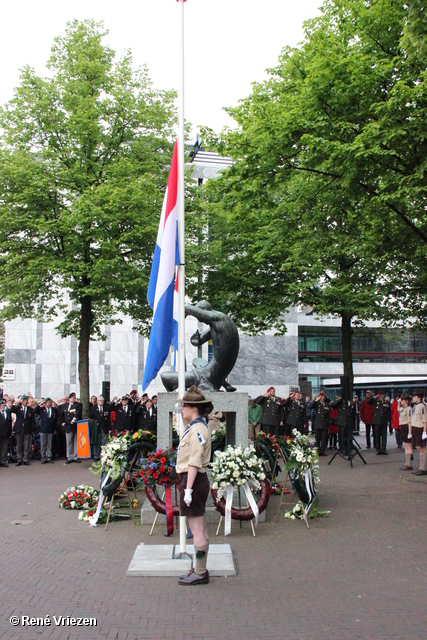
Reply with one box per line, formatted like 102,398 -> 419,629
86,429 -> 157,527
210,444 -> 270,535
139,448 -> 179,536
283,429 -> 325,520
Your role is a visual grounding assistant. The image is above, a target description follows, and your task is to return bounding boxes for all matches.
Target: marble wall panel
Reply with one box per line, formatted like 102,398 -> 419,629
111,332 -> 137,353
5,329 -> 34,350
4,349 -> 36,365
40,350 -> 70,365
41,383 -> 67,402
42,364 -> 70,385
109,351 -> 134,366
42,331 -> 70,351
89,365 -> 105,387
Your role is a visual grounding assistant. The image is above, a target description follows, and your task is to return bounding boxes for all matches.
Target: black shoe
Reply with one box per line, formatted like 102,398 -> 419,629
23,461 -> 30,465
413,470 -> 427,476
74,459 -> 81,463
16,461 -> 23,466
178,569 -> 209,585
41,460 -> 47,464
382,451 -> 388,455
66,459 -> 73,464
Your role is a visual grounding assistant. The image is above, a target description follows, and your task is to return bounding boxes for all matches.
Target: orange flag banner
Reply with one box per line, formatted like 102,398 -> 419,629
77,420 -> 91,458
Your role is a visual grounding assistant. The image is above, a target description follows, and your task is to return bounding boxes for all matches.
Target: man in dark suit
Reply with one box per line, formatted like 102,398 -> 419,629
0,397 -> 12,467
113,396 -> 136,433
34,397 -> 58,464
11,395 -> 35,466
136,398 -> 157,433
89,395 -> 110,460
59,392 -> 83,464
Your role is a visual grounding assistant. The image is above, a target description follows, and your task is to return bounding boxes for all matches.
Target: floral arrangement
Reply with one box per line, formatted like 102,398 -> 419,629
284,503 -> 304,520
211,421 -> 226,445
78,508 -> 131,525
138,448 -> 178,488
210,444 -> 266,499
59,485 -> 99,510
270,482 -> 291,495
285,429 -> 320,484
255,431 -> 279,454
91,429 -> 156,480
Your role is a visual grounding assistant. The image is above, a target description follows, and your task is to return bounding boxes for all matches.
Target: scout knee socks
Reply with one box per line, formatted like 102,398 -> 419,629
194,542 -> 209,575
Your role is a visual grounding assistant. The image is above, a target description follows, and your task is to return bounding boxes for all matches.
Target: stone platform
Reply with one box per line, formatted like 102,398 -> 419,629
126,543 -> 236,577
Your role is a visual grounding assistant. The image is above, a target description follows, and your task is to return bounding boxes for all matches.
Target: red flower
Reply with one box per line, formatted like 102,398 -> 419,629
160,456 -> 167,464
159,465 -> 165,473
155,450 -> 162,458
153,472 -> 159,479
88,511 -> 94,517
143,478 -> 148,484
139,471 -> 144,477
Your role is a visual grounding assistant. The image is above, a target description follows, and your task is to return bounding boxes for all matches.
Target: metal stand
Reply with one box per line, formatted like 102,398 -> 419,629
215,486 -> 256,537
328,427 -> 367,468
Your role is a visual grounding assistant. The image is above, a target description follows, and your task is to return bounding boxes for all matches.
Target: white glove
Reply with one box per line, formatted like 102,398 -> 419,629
184,488 -> 193,507
407,433 -> 412,439
422,432 -> 427,440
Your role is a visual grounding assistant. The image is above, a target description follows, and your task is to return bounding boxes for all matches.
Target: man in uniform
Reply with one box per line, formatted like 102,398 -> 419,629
255,387 -> 283,436
0,397 -> 12,467
308,390 -> 330,456
89,395 -> 110,460
367,390 -> 391,455
12,395 -> 35,466
136,398 -> 156,433
60,392 -> 83,464
34,397 -> 58,464
409,388 -> 427,476
330,394 -> 356,457
283,391 -> 307,437
113,395 -> 136,432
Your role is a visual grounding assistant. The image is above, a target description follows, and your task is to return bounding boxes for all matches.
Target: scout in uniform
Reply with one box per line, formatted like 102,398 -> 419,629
176,386 -> 213,586
398,392 -> 413,471
409,388 -> 427,476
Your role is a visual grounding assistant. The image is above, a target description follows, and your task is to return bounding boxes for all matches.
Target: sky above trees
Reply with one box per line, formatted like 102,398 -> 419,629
0,0 -> 321,136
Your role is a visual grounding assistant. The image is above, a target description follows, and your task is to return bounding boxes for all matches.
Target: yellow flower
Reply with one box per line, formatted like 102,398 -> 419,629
132,499 -> 138,508
133,432 -> 139,439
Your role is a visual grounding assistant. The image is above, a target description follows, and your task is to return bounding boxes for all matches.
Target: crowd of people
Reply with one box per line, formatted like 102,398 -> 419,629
248,386 -> 427,476
1,385 -> 427,478
0,390 -> 158,467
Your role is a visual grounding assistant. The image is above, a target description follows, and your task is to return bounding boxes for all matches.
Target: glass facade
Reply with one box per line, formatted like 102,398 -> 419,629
298,326 -> 427,363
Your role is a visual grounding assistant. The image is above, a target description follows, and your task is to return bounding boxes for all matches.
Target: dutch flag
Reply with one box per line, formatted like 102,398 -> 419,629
142,140 -> 180,391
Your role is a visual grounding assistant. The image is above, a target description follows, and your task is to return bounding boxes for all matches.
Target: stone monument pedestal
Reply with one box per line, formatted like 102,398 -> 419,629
157,391 -> 249,449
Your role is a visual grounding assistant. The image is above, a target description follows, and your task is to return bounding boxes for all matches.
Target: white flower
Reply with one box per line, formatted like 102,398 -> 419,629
290,514 -> 296,520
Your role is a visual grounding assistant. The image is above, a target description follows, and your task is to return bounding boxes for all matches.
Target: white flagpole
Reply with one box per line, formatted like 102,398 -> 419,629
177,0 -> 187,556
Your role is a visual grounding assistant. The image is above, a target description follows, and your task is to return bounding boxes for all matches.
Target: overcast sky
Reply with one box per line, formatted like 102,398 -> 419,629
1,1 -> 321,136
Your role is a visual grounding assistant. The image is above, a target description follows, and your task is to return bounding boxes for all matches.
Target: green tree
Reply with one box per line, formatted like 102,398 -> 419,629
196,0 -> 426,393
0,20 -> 177,412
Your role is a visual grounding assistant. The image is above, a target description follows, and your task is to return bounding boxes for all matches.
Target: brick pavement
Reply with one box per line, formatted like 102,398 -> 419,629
0,440 -> 426,640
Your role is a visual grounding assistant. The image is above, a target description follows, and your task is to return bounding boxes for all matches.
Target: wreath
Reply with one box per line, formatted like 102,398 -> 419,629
211,478 -> 270,520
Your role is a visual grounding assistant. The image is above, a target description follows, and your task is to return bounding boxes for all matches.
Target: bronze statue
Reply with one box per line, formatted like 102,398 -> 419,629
161,301 -> 239,392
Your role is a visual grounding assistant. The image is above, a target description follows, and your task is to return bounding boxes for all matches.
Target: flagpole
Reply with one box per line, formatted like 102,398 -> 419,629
177,0 -> 187,556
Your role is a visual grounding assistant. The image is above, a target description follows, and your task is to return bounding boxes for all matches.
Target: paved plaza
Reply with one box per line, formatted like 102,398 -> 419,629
1,438 -> 426,640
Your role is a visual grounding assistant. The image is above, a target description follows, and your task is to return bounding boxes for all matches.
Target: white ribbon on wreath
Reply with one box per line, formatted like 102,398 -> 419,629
90,469 -> 111,527
224,483 -> 259,536
303,468 -> 315,515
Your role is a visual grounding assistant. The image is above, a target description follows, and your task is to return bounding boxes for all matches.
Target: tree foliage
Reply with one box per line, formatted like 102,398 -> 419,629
0,20 -> 177,410
193,0 -> 427,389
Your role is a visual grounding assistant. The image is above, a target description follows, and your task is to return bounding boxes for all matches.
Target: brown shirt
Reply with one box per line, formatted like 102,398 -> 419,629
176,420 -> 211,474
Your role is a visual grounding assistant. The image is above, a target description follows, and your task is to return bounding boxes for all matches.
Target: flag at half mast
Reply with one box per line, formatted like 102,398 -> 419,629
142,140 -> 179,391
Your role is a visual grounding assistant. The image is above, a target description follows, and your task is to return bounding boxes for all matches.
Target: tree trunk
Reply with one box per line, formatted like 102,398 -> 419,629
78,295 -> 93,417
341,312 -> 354,399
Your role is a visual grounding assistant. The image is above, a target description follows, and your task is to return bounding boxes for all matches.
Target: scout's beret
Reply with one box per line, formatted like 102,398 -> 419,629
179,385 -> 212,404
400,392 -> 411,401
45,397 -> 51,402
21,395 -> 29,400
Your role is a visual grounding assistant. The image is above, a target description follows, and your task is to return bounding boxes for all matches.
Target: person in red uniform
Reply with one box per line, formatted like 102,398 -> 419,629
360,391 -> 375,449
